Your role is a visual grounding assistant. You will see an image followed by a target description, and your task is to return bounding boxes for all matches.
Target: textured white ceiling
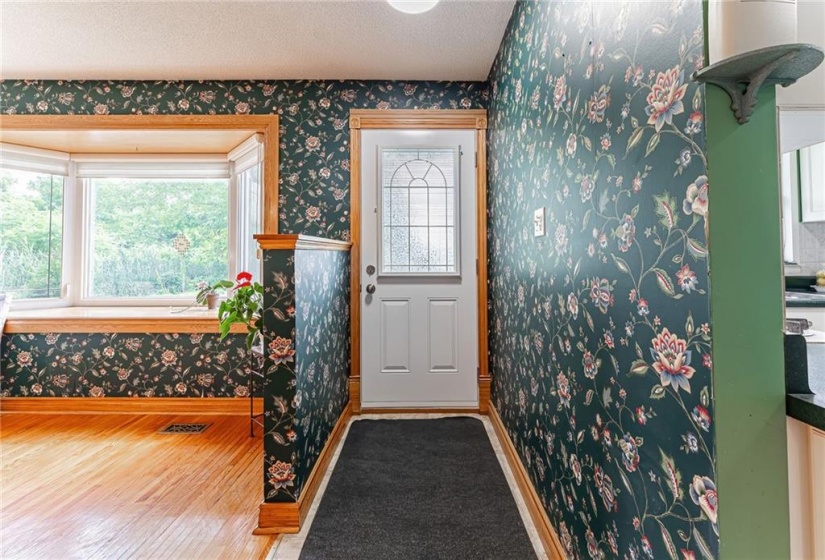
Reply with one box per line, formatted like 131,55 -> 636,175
0,0 -> 515,81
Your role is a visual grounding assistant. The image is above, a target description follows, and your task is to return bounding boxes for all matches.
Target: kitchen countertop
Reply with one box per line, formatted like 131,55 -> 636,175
786,333 -> 825,431
785,290 -> 825,308
787,393 -> 825,432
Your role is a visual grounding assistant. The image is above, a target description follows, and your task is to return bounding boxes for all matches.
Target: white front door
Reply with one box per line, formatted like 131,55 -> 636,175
360,129 -> 478,408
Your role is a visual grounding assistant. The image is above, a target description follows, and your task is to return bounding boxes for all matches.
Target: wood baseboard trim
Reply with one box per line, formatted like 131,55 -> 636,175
488,403 -> 567,560
0,397 -> 263,416
255,402 -> 353,535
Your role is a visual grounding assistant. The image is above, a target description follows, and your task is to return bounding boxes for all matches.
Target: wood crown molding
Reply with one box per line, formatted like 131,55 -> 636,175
255,403 -> 352,534
349,109 -> 487,130
4,316 -> 246,334
0,397 -> 262,416
488,404 -> 567,560
254,234 -> 352,252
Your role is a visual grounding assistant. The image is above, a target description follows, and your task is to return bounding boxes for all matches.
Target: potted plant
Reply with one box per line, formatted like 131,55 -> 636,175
196,280 -> 232,310
217,272 -> 263,350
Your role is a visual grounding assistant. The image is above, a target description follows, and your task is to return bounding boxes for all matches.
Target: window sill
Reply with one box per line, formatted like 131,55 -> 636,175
4,306 -> 247,334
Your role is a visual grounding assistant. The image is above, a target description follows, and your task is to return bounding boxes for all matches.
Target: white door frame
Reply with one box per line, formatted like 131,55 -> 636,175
348,110 -> 490,413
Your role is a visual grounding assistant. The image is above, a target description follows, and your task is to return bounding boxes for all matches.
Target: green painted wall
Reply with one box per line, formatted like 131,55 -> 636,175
705,84 -> 791,558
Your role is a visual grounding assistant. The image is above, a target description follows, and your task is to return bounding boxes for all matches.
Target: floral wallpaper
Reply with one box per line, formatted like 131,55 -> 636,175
261,248 -> 349,503
294,250 -> 350,494
0,80 -> 488,241
0,333 -> 252,397
487,1 -> 717,559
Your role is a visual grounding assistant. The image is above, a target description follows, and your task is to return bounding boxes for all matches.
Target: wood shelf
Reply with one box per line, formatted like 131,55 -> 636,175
254,234 -> 352,251
4,306 -> 247,334
693,43 -> 824,124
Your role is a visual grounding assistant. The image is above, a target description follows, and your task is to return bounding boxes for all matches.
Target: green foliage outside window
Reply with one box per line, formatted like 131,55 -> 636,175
0,170 -> 231,300
0,170 -> 63,299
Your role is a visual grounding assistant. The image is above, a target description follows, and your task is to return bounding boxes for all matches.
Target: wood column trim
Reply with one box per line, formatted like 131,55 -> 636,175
488,403 -> 567,560
254,234 -> 352,251
254,403 -> 352,534
348,110 -> 489,413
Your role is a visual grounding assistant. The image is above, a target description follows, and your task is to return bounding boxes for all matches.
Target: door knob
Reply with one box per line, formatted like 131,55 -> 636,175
366,284 -> 376,294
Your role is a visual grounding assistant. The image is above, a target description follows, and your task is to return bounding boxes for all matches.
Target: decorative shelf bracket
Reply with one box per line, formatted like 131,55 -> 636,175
693,43 -> 824,124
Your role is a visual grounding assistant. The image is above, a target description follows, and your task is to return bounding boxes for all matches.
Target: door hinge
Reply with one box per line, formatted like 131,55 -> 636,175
475,258 -> 479,275
475,151 -> 478,168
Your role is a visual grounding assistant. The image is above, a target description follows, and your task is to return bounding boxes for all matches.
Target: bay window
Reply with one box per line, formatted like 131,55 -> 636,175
0,137 -> 263,309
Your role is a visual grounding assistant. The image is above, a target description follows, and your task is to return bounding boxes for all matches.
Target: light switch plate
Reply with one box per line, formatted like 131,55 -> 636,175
533,207 -> 545,237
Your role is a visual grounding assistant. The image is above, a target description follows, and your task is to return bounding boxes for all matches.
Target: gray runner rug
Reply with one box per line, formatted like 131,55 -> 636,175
298,417 -> 537,560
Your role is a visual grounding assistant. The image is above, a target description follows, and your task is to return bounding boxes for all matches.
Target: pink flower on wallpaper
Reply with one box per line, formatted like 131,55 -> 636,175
645,65 -> 688,131
650,329 -> 695,393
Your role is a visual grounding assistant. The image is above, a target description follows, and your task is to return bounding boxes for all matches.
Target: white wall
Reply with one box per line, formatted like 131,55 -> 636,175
777,0 -> 825,108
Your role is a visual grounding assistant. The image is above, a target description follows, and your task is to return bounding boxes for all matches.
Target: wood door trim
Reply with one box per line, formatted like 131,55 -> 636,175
349,109 -> 488,130
0,114 -> 280,234
348,110 -> 489,413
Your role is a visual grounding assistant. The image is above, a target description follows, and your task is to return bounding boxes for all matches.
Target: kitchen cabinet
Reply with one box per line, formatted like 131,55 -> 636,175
801,142 -> 825,223
787,418 -> 825,559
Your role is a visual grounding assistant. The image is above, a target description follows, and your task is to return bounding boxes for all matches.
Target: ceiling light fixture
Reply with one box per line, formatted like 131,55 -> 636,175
387,0 -> 440,14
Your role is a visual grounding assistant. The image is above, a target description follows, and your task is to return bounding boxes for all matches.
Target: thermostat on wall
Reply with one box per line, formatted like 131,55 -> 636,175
534,207 -> 545,237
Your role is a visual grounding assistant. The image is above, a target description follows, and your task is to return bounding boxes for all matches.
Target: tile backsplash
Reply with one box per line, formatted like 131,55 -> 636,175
787,221 -> 825,275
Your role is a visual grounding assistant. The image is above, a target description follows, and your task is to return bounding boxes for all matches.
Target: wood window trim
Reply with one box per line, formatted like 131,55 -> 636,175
0,114 -> 280,234
348,109 -> 489,414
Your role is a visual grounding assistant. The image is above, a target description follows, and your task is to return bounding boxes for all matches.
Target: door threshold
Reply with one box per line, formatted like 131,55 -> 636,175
360,402 -> 480,414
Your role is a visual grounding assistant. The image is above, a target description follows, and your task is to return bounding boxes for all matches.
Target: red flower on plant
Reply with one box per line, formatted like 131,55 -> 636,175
235,271 -> 253,289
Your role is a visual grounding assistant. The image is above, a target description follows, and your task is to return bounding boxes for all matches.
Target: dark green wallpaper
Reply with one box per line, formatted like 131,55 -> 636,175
0,80 -> 488,241
0,79 -> 485,400
260,248 -> 349,503
1,332 -> 251,397
487,1 -> 717,558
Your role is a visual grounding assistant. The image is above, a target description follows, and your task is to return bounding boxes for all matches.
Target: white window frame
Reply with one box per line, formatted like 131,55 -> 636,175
76,157 -> 231,306
229,134 -> 264,282
2,139 -> 264,310
781,150 -> 801,266
0,144 -> 71,310
377,145 -> 462,278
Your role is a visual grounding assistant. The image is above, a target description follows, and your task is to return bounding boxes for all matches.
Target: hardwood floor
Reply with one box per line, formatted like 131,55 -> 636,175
0,413 -> 273,560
